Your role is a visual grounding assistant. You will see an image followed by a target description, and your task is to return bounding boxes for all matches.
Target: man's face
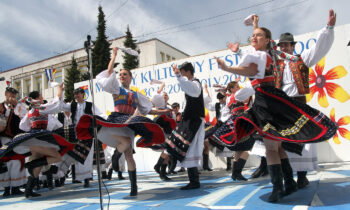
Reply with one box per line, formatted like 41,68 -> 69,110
180,69 -> 192,79
172,106 -> 180,114
5,91 -> 17,101
74,92 -> 85,102
219,96 -> 226,104
279,42 -> 294,54
163,92 -> 169,103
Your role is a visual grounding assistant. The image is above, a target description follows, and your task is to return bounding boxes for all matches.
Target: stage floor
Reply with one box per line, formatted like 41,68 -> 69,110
1,162 -> 349,210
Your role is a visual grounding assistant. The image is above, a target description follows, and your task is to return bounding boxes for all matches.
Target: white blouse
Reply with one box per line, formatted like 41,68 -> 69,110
96,70 -> 153,115
19,97 -> 63,132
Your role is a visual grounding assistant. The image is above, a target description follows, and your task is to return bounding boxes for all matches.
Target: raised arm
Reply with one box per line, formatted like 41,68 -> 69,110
107,47 -> 118,77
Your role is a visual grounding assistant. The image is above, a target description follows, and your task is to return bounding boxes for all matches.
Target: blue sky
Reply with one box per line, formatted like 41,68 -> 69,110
0,0 -> 348,71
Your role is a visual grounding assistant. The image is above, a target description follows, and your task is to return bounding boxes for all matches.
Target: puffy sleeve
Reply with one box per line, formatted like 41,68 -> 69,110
137,93 -> 153,115
176,74 -> 201,97
238,50 -> 267,79
301,26 -> 334,67
203,92 -> 215,111
96,70 -> 120,95
61,102 -> 71,112
38,97 -> 62,115
150,92 -> 165,109
234,87 -> 255,102
19,114 -> 31,132
47,115 -> 63,131
14,103 -> 28,119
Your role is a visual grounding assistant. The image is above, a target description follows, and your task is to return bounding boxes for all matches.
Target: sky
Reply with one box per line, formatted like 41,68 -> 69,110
0,0 -> 349,71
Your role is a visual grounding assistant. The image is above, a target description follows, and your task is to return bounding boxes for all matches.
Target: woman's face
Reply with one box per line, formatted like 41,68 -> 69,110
251,28 -> 270,51
119,70 -> 132,87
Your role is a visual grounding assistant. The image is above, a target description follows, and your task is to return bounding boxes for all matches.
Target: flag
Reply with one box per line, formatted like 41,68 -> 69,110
80,85 -> 89,100
52,69 -> 56,77
45,69 -> 53,84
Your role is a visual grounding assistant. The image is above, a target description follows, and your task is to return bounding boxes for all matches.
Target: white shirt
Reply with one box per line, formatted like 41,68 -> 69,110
61,101 -> 106,123
282,27 -> 334,97
204,93 -> 231,122
96,70 -> 153,115
19,97 -> 63,132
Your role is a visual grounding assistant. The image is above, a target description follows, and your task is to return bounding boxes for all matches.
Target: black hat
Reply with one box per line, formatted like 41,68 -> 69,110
171,102 -> 180,109
5,87 -> 18,94
73,88 -> 85,94
277,32 -> 297,46
217,92 -> 226,100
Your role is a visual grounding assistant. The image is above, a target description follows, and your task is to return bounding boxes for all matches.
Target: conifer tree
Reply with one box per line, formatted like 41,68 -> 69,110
64,56 -> 80,101
123,26 -> 140,70
91,5 -> 111,77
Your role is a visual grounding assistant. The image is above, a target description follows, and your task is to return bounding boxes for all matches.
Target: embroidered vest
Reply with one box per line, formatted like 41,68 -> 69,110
250,54 -> 276,89
28,109 -> 48,129
0,103 -> 22,138
227,95 -> 245,115
275,56 -> 309,94
113,87 -> 139,114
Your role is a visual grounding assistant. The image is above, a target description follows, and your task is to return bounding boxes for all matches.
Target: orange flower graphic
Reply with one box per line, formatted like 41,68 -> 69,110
306,57 -> 350,107
329,108 -> 350,144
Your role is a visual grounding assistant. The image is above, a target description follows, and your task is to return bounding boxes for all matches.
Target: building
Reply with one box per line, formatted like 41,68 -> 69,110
0,37 -> 189,101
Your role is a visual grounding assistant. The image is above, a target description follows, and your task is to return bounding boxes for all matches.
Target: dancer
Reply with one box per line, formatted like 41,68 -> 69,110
164,62 -> 205,190
215,24 -> 337,202
276,10 -> 336,189
61,88 -> 105,188
0,87 -> 26,197
75,47 -> 170,196
0,84 -> 76,198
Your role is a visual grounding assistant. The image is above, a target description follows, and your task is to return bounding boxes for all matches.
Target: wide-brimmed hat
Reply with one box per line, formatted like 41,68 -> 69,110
277,32 -> 297,46
73,87 -> 85,94
217,92 -> 226,100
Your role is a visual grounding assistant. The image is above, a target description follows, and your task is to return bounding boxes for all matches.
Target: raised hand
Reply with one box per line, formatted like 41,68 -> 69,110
227,42 -> 240,53
328,9 -> 336,26
171,64 -> 180,75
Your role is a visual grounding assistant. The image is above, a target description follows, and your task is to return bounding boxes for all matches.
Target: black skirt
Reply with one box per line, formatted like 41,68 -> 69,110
215,86 -> 337,145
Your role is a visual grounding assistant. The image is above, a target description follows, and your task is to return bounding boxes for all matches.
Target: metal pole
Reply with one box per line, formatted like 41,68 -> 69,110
85,35 -> 104,210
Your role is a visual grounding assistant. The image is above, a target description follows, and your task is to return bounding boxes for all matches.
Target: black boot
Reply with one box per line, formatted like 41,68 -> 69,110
25,157 -> 48,176
43,170 -> 54,190
35,178 -> 41,191
107,168 -> 113,180
11,186 -> 24,195
154,157 -> 164,174
168,157 -> 177,174
3,187 -> 10,197
118,171 -> 125,180
250,156 -> 268,179
112,148 -> 122,172
25,176 -> 41,198
71,165 -> 81,183
180,167 -> 200,190
60,177 -> 65,186
203,154 -> 213,171
128,170 -> 137,196
231,158 -> 248,181
297,171 -> 309,189
267,164 -> 284,203
102,171 -> 108,179
281,158 -> 297,196
226,157 -> 232,171
84,179 -> 90,188
159,164 -> 171,181
55,179 -> 61,187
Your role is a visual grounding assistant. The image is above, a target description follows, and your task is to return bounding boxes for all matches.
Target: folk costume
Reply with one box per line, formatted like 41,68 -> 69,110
164,62 -> 205,190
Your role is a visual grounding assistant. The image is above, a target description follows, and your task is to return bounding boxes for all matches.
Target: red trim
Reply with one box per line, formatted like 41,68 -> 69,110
251,76 -> 274,88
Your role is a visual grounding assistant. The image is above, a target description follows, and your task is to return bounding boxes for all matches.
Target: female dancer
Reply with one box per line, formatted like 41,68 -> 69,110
215,27 -> 337,202
75,47 -> 170,196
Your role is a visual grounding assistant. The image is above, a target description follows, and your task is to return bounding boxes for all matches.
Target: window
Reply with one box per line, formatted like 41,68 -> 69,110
34,75 -> 42,92
172,57 -> 176,61
24,79 -> 31,96
14,81 -> 22,99
54,70 -> 62,83
160,52 -> 165,62
166,55 -> 171,61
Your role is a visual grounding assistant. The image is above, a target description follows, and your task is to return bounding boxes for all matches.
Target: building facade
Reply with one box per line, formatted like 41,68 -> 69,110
0,37 -> 189,101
